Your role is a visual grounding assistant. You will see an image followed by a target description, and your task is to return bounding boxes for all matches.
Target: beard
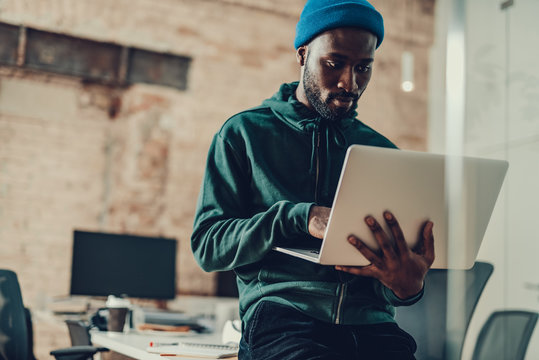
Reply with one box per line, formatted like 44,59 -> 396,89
302,63 -> 359,122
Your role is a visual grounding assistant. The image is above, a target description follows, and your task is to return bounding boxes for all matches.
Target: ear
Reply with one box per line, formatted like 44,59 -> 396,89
296,46 -> 307,66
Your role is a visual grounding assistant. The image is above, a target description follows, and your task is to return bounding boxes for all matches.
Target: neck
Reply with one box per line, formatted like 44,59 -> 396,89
295,80 -> 313,111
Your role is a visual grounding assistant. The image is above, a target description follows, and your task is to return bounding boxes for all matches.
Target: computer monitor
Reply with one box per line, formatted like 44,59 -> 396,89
70,230 -> 177,300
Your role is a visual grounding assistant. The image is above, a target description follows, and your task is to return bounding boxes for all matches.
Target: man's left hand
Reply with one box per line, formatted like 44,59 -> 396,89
335,210 -> 435,300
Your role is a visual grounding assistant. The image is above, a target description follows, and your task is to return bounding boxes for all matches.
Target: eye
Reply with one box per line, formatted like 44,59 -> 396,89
326,60 -> 343,69
355,64 -> 372,73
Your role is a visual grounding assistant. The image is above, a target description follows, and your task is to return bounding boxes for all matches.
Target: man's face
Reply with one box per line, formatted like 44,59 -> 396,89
297,28 -> 377,121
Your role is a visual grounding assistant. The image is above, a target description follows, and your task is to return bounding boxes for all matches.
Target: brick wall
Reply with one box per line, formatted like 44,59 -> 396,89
0,0 -> 434,357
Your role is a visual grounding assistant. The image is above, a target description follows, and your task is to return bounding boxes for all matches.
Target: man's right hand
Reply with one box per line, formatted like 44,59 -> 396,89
308,205 -> 331,239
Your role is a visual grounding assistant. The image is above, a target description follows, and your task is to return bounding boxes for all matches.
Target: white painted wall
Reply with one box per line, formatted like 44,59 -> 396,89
430,0 -> 539,359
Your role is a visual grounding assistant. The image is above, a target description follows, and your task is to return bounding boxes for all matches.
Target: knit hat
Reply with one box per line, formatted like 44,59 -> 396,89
294,0 -> 384,49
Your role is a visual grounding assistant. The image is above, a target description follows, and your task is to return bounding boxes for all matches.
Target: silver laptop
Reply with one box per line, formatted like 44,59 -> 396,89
274,145 -> 508,269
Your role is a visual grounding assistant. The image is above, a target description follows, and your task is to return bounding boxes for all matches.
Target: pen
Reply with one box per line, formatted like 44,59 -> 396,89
149,341 -> 179,347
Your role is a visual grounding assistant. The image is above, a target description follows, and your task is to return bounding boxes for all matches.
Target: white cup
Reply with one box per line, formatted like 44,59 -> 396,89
214,301 -> 239,334
222,320 -> 242,344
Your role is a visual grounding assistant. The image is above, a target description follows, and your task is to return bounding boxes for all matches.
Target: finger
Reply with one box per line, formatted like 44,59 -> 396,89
422,221 -> 435,264
413,221 -> 435,264
347,235 -> 383,269
365,215 -> 397,262
336,264 -> 379,278
383,211 -> 408,257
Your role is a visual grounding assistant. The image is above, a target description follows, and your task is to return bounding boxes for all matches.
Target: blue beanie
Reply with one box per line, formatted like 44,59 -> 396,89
294,0 -> 384,49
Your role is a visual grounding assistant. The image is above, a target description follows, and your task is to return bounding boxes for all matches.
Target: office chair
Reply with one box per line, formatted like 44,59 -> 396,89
0,269 -> 35,360
51,315 -> 111,360
471,310 -> 538,360
0,269 -> 107,360
50,318 -> 108,360
394,261 -> 494,360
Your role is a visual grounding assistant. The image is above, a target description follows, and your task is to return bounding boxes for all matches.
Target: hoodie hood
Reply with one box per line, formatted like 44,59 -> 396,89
261,81 -> 358,134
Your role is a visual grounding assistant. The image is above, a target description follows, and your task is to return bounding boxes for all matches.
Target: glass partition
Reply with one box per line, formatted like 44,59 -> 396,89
429,0 -> 539,358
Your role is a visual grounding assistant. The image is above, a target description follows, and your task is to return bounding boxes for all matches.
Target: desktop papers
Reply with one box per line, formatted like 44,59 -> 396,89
146,342 -> 238,358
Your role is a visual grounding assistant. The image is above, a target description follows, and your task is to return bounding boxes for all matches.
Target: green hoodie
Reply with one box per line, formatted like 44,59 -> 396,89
191,82 -> 422,327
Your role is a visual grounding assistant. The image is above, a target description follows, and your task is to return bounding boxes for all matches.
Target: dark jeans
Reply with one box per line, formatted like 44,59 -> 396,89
239,301 -> 416,360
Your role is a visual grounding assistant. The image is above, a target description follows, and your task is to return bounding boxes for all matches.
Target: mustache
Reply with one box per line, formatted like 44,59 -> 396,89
327,91 -> 359,102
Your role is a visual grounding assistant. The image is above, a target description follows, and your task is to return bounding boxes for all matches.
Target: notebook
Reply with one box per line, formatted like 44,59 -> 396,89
273,145 -> 508,269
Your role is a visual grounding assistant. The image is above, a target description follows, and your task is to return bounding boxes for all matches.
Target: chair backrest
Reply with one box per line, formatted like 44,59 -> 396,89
65,320 -> 92,346
216,270 -> 239,298
394,261 -> 494,360
472,310 -> 538,360
0,269 -> 29,360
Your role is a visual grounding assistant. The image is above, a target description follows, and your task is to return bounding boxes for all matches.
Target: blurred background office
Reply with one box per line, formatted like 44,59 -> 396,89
0,0 -> 537,359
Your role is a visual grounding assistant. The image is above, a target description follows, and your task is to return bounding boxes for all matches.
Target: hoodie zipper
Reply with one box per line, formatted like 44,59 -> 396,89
313,123 -> 346,324
335,282 -> 347,324
313,121 -> 346,324
314,128 -> 321,203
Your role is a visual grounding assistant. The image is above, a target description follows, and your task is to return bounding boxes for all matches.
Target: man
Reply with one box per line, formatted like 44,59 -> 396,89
191,0 -> 434,358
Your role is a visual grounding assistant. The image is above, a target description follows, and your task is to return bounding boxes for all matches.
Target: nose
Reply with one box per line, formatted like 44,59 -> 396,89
337,67 -> 358,94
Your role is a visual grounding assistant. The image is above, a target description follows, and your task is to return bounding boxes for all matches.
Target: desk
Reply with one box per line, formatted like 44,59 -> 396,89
92,330 -> 237,360
79,296 -> 239,359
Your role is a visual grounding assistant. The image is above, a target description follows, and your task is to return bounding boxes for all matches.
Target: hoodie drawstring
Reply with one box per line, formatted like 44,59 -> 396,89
307,119 -> 349,202
321,121 -> 348,200
307,122 -> 319,176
